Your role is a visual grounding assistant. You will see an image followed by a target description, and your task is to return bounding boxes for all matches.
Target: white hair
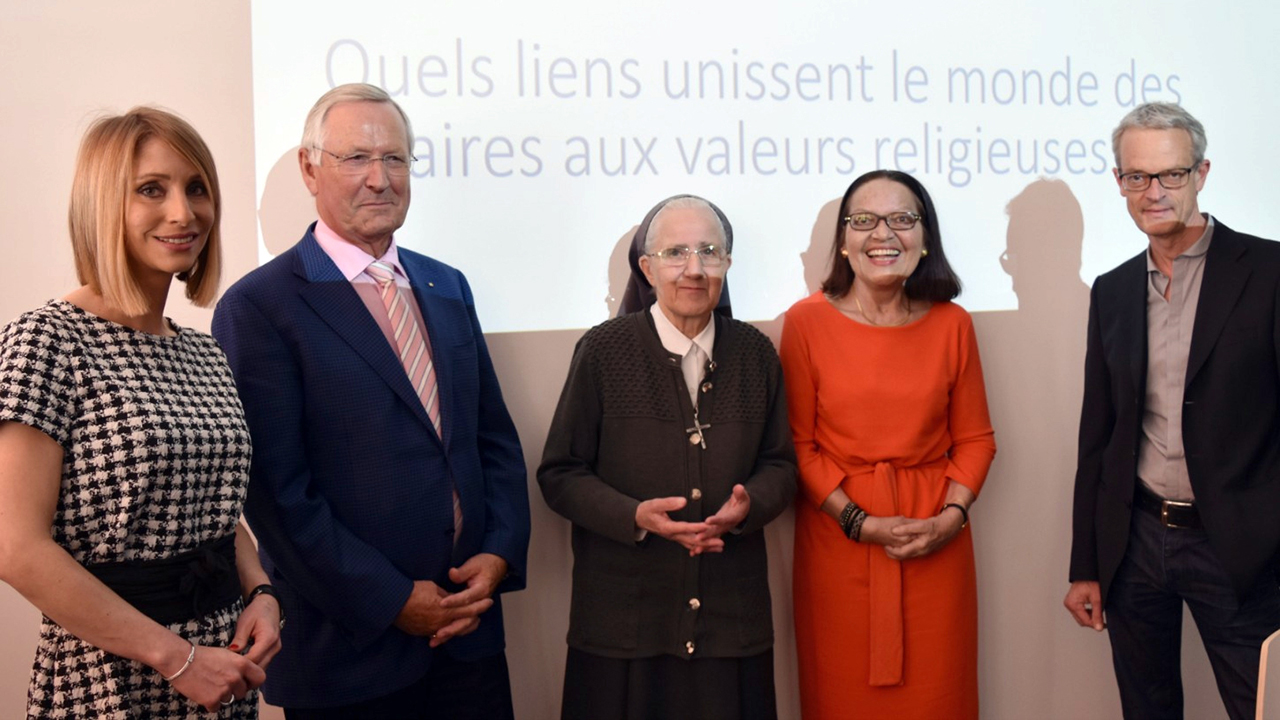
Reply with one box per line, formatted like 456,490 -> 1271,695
300,83 -> 414,164
645,197 -> 727,253
1112,102 -> 1207,167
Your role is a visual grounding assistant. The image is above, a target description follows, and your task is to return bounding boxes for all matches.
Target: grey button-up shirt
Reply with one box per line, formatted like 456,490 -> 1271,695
1138,215 -> 1215,501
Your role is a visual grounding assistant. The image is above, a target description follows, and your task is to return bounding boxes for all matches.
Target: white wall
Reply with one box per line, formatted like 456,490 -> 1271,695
0,2 -> 1230,718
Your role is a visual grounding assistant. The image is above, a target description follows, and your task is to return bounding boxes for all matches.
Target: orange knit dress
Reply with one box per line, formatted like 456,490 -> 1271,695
780,293 -> 996,720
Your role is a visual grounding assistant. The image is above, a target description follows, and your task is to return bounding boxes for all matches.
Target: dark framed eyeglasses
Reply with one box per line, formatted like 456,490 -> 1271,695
647,244 -> 729,268
1117,164 -> 1201,192
315,147 -> 417,176
843,211 -> 921,232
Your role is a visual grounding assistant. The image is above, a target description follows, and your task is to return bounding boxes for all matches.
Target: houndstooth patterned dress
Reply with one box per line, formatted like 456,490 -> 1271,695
0,300 -> 256,719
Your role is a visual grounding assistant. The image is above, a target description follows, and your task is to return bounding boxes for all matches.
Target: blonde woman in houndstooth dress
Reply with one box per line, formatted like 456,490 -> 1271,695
0,108 -> 282,718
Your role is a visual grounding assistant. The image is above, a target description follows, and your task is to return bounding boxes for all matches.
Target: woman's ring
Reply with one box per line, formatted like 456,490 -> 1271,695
220,694 -> 235,706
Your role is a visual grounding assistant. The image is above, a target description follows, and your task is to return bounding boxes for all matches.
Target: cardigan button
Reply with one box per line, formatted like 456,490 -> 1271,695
688,598 -> 701,610
690,488 -> 702,500
701,382 -> 712,393
685,641 -> 696,654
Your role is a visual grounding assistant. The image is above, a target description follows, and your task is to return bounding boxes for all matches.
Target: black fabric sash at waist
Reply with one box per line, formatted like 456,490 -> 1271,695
84,534 -> 239,626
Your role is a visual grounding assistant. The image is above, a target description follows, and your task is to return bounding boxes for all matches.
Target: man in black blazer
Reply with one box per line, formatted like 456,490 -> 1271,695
1065,102 -> 1280,720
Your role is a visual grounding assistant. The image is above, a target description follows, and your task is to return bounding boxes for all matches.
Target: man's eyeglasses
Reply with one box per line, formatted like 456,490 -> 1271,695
316,148 -> 417,176
1117,164 -> 1200,192
647,245 -> 729,268
843,212 -> 922,232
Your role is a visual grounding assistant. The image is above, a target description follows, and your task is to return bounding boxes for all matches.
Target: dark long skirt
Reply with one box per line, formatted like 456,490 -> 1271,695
561,647 -> 777,720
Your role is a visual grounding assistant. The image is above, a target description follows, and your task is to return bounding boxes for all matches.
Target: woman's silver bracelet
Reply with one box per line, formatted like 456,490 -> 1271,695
163,641 -> 196,682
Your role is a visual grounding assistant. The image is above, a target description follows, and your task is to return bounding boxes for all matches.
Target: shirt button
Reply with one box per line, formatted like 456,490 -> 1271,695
686,641 -> 695,654
690,488 -> 702,500
688,598 -> 701,610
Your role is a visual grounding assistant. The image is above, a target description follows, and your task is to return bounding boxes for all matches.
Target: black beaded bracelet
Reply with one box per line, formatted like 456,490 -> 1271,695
839,502 -> 859,537
941,502 -> 969,529
850,508 -> 868,542
246,584 -> 286,629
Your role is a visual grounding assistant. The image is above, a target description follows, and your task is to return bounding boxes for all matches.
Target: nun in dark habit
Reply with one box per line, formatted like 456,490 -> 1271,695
538,195 -> 797,720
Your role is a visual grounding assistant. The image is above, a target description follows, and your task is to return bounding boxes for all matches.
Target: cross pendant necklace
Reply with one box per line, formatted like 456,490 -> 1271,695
686,409 -> 711,450
684,356 -> 715,449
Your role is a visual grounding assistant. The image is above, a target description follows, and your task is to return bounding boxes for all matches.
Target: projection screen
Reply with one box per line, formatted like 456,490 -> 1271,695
251,0 -> 1279,332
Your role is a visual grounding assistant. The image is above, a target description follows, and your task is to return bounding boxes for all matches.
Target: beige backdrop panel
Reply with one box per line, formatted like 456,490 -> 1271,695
0,2 -> 1227,718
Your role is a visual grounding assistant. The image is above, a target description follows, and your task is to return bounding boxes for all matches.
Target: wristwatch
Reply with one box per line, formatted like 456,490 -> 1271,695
247,584 -> 286,629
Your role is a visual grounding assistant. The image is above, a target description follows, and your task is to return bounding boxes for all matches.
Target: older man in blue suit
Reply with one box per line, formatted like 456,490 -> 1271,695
212,83 -> 529,719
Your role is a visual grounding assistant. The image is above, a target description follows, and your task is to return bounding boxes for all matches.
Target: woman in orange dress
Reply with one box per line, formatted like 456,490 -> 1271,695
781,170 -> 996,719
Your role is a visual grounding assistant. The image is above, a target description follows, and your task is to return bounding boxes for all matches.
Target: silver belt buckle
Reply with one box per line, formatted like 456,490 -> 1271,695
1161,499 -> 1194,528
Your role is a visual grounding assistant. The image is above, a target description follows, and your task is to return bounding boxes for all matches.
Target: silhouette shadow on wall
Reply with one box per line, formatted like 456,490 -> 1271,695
970,178 -> 1098,715
1002,178 -> 1091,318
605,226 -> 639,319
752,196 -> 842,346
258,146 -> 317,256
800,198 -> 842,298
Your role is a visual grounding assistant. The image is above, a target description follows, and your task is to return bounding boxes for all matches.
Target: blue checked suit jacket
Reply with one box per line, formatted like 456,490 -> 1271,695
212,226 -> 529,708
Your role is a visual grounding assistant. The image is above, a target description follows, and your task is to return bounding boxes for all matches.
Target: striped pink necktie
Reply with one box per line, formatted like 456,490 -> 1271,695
365,261 -> 461,538
365,261 -> 442,436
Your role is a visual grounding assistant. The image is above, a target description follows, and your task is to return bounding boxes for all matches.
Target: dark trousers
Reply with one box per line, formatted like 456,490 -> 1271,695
1106,506 -> 1280,720
562,647 -> 777,720
283,650 -> 514,720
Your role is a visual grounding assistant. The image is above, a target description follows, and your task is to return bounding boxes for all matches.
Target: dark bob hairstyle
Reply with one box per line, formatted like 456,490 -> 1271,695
820,169 -> 961,302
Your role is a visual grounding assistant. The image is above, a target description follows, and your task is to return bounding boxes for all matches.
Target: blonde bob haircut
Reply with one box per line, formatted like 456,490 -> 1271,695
68,107 -> 222,316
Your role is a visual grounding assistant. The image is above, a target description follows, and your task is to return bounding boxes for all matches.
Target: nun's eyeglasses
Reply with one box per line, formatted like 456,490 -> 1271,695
647,245 -> 729,268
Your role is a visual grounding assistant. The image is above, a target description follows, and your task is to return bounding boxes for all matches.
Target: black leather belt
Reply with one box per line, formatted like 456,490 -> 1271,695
1134,483 -> 1201,529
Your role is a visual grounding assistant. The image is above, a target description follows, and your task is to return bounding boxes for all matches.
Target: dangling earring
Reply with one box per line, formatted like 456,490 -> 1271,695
921,249 -> 929,257
840,248 -> 849,257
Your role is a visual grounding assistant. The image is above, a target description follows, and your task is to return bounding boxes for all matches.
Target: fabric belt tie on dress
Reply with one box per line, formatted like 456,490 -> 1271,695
841,457 -> 950,687
867,461 -> 904,686
84,534 -> 239,626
